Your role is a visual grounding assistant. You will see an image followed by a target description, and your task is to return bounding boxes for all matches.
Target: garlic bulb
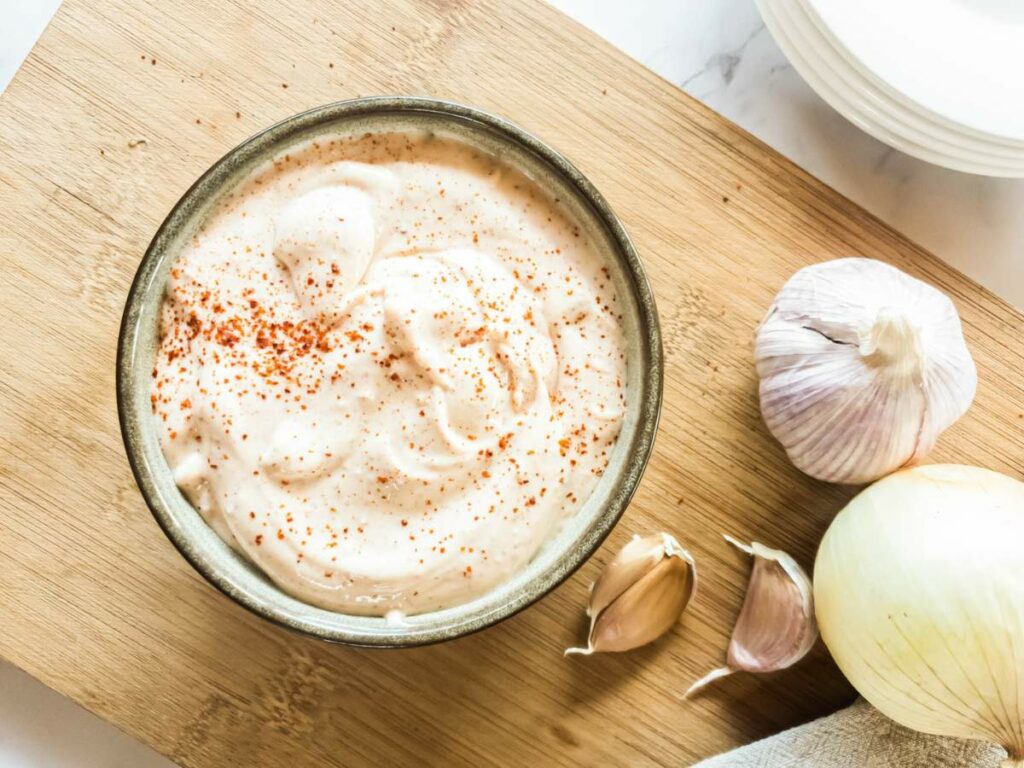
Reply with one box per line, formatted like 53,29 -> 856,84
566,533 -> 696,656
686,536 -> 817,696
755,258 -> 976,485
815,465 -> 1024,765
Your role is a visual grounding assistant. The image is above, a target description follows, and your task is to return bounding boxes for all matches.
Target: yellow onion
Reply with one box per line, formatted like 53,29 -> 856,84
815,465 -> 1024,766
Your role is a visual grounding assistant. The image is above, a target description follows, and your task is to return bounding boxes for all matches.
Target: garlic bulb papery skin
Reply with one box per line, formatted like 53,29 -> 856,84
755,257 -> 977,485
686,536 -> 817,697
565,533 -> 696,656
815,465 -> 1024,766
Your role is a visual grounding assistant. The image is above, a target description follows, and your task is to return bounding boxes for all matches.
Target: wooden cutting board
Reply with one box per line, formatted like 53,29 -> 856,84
1,1 -> 1022,765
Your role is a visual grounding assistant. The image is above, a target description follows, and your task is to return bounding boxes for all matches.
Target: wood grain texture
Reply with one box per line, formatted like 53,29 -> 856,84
1,1 -> 1022,765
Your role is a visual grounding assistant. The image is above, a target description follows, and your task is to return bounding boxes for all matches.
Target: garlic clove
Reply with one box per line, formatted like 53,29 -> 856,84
587,555 -> 694,654
566,533 -> 696,656
588,533 -> 678,619
685,535 -> 817,696
755,258 -> 976,485
724,536 -> 817,672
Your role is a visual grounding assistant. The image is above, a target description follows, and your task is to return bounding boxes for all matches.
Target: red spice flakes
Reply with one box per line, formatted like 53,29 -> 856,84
525,496 -> 537,507
255,535 -> 263,545
168,430 -> 178,440
276,529 -> 285,540
463,566 -> 473,577
498,433 -> 512,450
248,511 -> 256,520
215,325 -> 239,347
400,519 -> 409,527
377,475 -> 390,484
346,330 -> 364,342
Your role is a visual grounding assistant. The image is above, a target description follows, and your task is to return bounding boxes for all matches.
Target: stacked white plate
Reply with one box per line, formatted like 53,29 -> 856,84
757,0 -> 1024,177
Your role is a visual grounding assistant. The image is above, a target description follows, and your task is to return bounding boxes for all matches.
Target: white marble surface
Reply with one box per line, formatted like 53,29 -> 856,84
0,664 -> 171,768
0,0 -> 61,93
1,1 -> 1022,766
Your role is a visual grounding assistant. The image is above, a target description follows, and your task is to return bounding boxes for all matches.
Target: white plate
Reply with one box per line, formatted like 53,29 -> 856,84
758,0 -> 1024,176
797,0 -> 1024,152
787,0 -> 1024,165
807,0 -> 1024,142
773,0 -> 1024,175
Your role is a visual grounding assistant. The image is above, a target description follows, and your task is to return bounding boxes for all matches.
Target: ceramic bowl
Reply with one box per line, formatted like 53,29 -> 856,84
117,96 -> 662,647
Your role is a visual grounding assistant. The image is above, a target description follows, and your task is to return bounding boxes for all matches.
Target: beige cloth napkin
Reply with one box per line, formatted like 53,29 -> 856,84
694,699 -> 1007,767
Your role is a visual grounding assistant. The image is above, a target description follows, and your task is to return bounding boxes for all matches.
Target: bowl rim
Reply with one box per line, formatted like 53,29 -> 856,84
116,95 -> 663,647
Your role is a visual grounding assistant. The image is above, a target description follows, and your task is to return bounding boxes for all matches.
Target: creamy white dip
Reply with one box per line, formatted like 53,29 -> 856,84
153,132 -> 626,615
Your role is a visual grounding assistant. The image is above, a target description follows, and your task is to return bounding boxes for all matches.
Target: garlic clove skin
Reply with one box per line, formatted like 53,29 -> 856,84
566,533 -> 696,656
755,258 -> 977,485
686,535 -> 817,696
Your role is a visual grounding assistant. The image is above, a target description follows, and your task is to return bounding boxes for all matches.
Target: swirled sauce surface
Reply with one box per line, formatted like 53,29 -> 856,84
153,132 -> 626,615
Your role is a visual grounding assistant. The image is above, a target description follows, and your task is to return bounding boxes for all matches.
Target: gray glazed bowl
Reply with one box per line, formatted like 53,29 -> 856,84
117,97 -> 663,647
